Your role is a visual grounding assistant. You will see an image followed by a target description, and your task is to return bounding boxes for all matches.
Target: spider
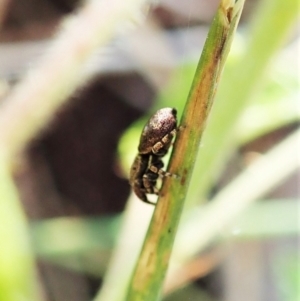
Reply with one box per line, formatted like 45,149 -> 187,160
129,108 -> 179,205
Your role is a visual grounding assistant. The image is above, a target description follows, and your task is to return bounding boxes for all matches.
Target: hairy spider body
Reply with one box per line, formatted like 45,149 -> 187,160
129,108 -> 178,205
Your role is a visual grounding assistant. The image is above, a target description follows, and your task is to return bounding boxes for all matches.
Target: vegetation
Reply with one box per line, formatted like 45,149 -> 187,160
0,0 -> 298,300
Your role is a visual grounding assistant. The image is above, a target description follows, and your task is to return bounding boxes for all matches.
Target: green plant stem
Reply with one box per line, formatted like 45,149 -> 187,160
165,194 -> 299,294
0,153 -> 40,301
187,0 -> 300,205
0,1 -> 146,300
126,1 -> 245,300
94,198 -> 155,301
171,127 -> 300,267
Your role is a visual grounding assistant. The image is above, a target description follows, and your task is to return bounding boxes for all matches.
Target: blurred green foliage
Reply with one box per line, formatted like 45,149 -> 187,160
0,0 -> 299,300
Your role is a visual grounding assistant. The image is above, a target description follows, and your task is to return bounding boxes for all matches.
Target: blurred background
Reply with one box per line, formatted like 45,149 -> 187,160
0,0 -> 299,301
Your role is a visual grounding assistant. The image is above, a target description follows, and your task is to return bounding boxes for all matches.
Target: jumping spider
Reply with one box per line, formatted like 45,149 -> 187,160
129,108 -> 179,205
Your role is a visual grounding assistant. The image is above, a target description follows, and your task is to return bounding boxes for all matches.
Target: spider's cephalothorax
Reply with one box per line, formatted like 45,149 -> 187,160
129,108 -> 179,205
